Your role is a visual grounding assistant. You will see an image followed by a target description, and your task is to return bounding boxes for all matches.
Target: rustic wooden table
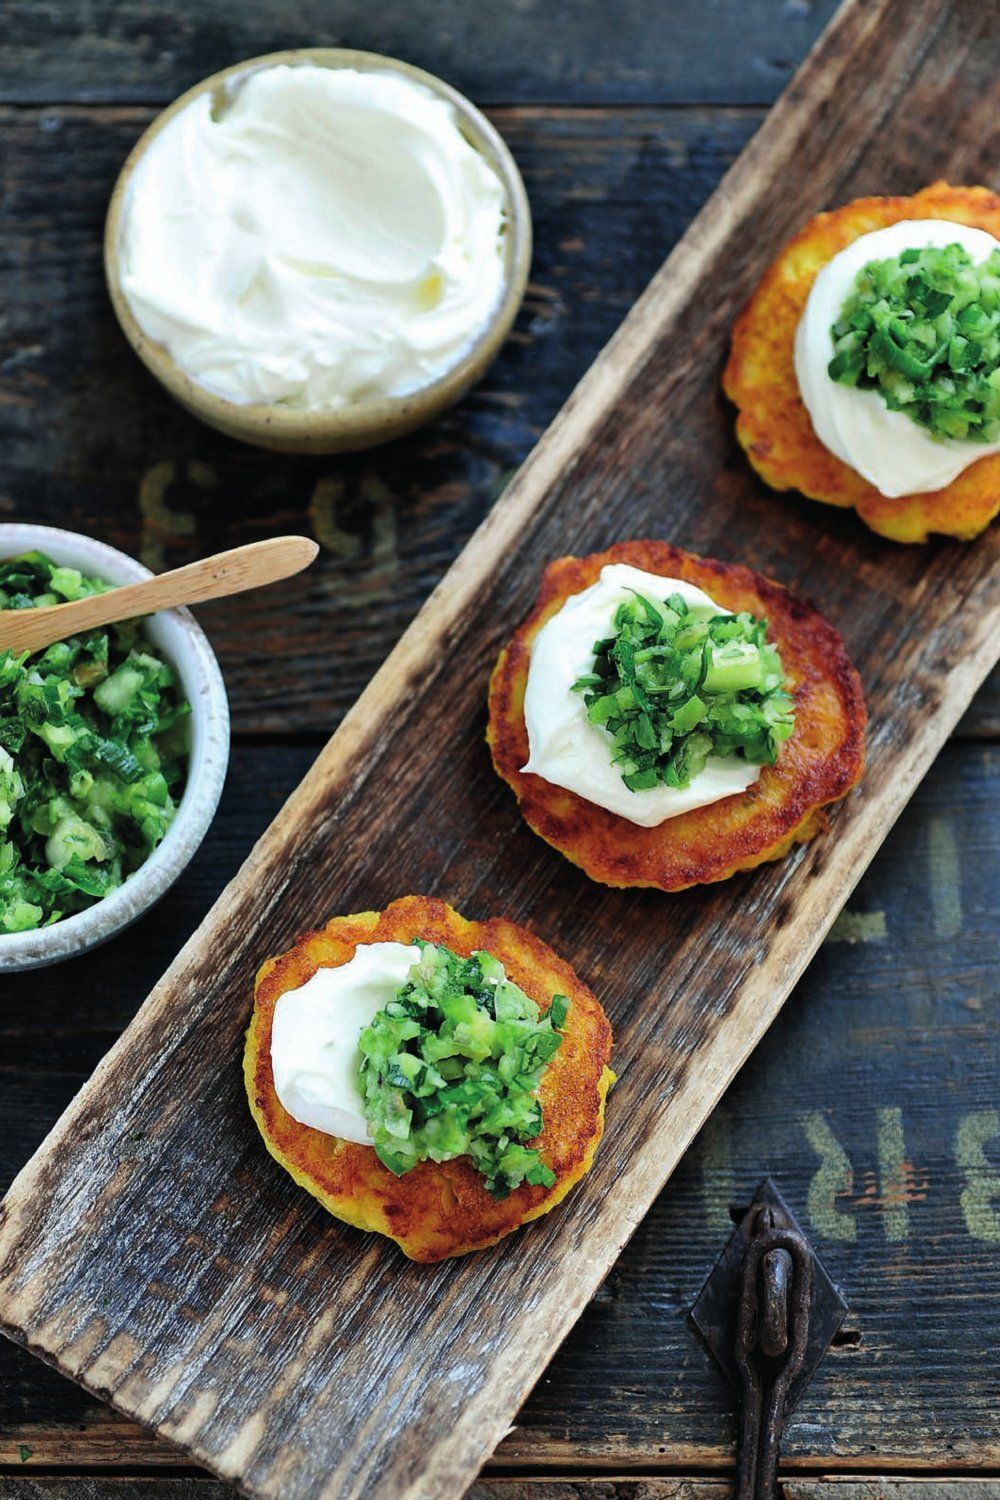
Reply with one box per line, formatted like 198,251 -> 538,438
1,2 -> 998,1496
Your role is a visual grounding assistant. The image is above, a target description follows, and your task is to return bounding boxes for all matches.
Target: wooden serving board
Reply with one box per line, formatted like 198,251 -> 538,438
1,0 -> 998,1496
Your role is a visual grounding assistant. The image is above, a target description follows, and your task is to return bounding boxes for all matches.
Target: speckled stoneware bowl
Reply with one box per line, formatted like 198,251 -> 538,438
103,47 -> 533,454
0,524 -> 230,971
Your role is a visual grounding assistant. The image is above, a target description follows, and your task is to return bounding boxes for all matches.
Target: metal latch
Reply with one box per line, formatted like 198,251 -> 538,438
690,1177 -> 848,1500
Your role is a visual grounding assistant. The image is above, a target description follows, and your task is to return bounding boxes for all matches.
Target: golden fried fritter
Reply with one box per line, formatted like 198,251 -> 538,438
487,541 -> 865,890
245,895 -> 613,1263
724,182 -> 1000,543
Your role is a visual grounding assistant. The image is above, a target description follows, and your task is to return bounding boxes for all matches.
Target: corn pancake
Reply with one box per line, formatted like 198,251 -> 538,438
724,182 -> 1000,543
245,895 -> 614,1263
487,541 -> 865,891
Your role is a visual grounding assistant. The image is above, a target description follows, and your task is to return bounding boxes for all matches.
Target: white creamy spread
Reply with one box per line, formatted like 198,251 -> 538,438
521,563 -> 760,827
271,940 -> 420,1143
795,218 -> 1000,497
117,64 -> 508,409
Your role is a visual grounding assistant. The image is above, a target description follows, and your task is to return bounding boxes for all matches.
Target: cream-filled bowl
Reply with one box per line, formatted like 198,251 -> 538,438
104,49 -> 532,453
0,525 -> 229,972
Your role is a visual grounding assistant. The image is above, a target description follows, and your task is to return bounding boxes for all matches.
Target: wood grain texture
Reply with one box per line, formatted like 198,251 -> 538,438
0,1483 -> 730,1500
1,1482 -> 999,1500
2,744 -> 998,1472
0,1483 -> 723,1500
1,3 -> 999,1498
4,1487 -> 999,1500
0,0 -> 841,107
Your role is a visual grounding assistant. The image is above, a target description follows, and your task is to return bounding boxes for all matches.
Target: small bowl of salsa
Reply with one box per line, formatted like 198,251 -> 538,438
0,523 -> 229,970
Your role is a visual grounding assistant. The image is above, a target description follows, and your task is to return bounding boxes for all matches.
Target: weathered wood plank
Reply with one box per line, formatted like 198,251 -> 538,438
6,1489 -> 1000,1500
0,1481 -> 727,1499
0,0 -> 841,107
2,1480 -> 999,1500
786,1489 -> 1000,1500
1,744 -> 998,1471
0,1485 -> 218,1498
2,1480 -> 1000,1499
1,3 -> 998,1497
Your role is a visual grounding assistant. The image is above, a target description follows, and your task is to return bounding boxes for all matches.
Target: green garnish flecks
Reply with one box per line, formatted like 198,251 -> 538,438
0,551 -> 190,933
358,942 -> 568,1199
828,241 -> 1000,441
571,590 -> 795,793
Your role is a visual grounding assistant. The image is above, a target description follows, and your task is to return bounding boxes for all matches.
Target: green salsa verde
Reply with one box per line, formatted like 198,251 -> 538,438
571,589 -> 795,794
0,552 -> 190,934
828,241 -> 1000,442
358,941 -> 568,1199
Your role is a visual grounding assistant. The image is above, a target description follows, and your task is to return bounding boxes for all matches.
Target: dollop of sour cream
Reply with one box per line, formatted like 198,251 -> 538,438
271,941 -> 420,1143
117,64 -> 508,409
521,564 -> 760,827
795,219 -> 1000,497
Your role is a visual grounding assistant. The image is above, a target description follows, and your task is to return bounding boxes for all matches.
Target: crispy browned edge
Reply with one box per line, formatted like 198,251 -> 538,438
244,895 -> 614,1263
723,181 -> 1000,543
487,540 -> 866,891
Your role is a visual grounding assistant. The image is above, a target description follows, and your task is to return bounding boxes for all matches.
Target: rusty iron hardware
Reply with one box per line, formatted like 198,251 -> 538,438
690,1178 -> 848,1500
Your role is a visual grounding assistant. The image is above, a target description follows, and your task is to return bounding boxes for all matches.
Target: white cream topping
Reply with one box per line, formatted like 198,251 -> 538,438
521,563 -> 760,828
270,941 -> 420,1143
117,64 -> 508,409
795,219 -> 1000,497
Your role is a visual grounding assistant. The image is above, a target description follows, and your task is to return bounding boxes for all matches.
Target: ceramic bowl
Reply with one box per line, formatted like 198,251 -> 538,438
0,524 -> 230,971
103,48 -> 533,454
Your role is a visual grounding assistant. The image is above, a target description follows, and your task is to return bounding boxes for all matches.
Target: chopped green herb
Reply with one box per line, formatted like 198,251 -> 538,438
0,551 -> 190,933
828,241 -> 1000,441
571,590 -> 795,792
358,942 -> 568,1199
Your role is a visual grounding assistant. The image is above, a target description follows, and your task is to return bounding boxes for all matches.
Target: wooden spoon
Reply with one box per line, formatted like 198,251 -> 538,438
0,536 -> 319,655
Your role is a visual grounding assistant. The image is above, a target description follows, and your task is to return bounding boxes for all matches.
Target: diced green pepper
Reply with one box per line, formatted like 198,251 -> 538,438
573,589 -> 795,796
703,641 -> 763,693
828,241 -> 1000,441
359,943 -> 568,1199
93,663 -> 145,716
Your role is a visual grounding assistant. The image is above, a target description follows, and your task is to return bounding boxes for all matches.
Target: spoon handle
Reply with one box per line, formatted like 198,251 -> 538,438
0,536 -> 319,655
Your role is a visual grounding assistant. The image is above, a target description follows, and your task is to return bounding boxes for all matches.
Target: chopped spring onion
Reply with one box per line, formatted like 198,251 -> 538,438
828,241 -> 1000,441
0,551 -> 190,933
571,590 -> 795,794
358,941 -> 568,1199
